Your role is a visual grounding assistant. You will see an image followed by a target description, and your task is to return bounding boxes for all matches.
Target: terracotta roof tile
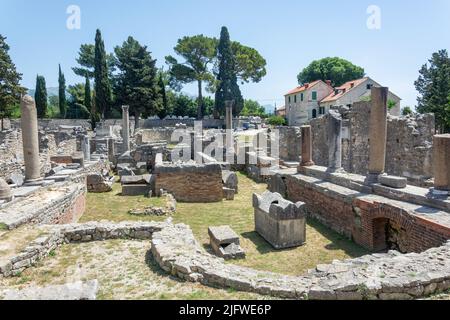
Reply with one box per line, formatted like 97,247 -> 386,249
321,77 -> 368,103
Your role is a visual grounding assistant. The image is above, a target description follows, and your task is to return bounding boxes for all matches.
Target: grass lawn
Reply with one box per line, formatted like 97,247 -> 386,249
81,172 -> 369,276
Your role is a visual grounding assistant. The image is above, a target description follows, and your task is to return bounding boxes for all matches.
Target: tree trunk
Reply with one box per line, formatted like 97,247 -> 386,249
197,80 -> 203,120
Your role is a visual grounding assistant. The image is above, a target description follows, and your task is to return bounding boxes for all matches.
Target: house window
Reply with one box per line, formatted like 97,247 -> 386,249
312,109 -> 317,118
319,107 -> 325,115
301,93 -> 304,101
312,91 -> 317,101
294,95 -> 297,103
288,96 -> 291,103
367,84 -> 373,90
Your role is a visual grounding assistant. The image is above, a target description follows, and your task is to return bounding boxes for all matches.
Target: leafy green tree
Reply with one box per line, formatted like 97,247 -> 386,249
72,44 -> 116,79
68,83 -> 85,104
114,36 -> 160,127
215,27 -> 244,117
172,93 -> 197,118
297,57 -> 365,87
0,35 -> 25,130
94,29 -> 113,119
58,64 -> 67,118
241,99 -> 266,117
415,49 -> 450,133
402,106 -> 413,116
48,95 -> 60,118
166,35 -> 217,119
66,83 -> 90,119
35,75 -> 48,118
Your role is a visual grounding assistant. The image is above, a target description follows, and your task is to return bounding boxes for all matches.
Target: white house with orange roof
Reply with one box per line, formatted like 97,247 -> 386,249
320,77 -> 401,116
284,80 -> 334,126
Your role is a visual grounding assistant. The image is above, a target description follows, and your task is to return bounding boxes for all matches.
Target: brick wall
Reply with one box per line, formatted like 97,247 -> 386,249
154,163 -> 223,203
284,174 -> 450,253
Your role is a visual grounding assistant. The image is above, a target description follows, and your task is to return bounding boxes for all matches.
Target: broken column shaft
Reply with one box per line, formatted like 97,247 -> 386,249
300,125 -> 314,167
327,110 -> 342,171
433,134 -> 450,191
367,87 -> 388,183
122,105 -> 130,152
20,95 -> 42,183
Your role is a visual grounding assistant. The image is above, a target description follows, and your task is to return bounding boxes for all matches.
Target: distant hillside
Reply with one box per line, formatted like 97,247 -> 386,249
28,87 -> 59,97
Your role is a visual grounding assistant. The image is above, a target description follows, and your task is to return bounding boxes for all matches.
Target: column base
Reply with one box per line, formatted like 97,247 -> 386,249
365,173 -> 382,185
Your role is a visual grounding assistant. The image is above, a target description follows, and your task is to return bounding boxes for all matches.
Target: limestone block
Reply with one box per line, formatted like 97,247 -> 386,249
379,175 -> 408,189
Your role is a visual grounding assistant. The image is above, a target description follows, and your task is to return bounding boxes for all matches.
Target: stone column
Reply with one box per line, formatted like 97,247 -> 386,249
225,100 -> 235,163
327,110 -> 342,172
122,105 -> 130,153
108,138 -> 116,164
81,135 -> 90,162
20,95 -> 42,183
367,87 -> 388,183
300,125 -> 314,167
433,134 -> 450,191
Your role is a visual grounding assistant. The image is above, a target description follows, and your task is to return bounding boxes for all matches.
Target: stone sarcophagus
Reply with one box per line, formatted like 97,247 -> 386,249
253,191 -> 307,249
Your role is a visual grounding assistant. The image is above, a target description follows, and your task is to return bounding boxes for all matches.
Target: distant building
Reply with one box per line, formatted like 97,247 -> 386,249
320,77 -> 401,116
284,80 -> 334,126
284,77 -> 402,126
275,106 -> 286,117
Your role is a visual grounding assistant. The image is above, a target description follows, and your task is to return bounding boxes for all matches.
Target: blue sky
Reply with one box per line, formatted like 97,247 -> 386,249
1,0 -> 449,109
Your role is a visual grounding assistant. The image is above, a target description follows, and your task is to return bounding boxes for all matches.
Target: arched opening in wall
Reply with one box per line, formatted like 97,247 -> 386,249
372,218 -> 409,253
312,109 -> 317,119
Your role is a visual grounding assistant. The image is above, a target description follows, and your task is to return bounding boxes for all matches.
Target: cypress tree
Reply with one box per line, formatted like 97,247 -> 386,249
58,64 -> 67,118
94,29 -> 112,119
84,75 -> 91,111
157,72 -> 168,118
214,26 -> 244,116
35,75 -> 48,118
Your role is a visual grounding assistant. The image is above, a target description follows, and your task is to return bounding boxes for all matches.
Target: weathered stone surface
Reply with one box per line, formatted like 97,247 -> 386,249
122,184 -> 151,196
208,225 -> 245,260
86,174 -> 114,193
253,191 -> 307,249
223,187 -> 235,201
121,174 -> 152,185
222,170 -> 238,193
0,178 -> 12,202
0,280 -> 99,300
379,175 -> 408,189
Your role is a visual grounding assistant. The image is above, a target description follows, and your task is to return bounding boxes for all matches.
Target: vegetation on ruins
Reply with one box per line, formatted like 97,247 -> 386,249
0,35 -> 25,130
165,35 -> 217,120
415,49 -> 450,133
297,57 -> 365,87
402,106 -> 413,116
58,64 -> 67,118
114,36 -> 161,127
94,29 -> 113,119
35,75 -> 48,118
214,27 -> 244,117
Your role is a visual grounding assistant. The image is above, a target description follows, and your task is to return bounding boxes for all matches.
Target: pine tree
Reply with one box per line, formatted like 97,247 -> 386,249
94,29 -> 112,119
415,49 -> 450,133
0,35 -> 25,130
214,27 -> 244,117
84,75 -> 91,111
58,64 -> 67,118
35,75 -> 48,118
114,36 -> 160,128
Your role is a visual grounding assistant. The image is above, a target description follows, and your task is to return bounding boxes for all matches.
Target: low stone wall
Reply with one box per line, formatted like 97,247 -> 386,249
307,103 -> 435,186
154,163 -> 223,202
0,182 -> 87,229
1,220 -> 450,300
135,128 -> 176,145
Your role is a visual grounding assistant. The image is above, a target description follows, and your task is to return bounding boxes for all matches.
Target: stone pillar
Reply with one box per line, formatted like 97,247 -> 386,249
433,134 -> 450,191
327,110 -> 342,172
225,100 -> 235,163
0,178 -> 13,202
300,125 -> 314,167
122,105 -> 130,153
81,135 -> 90,162
108,138 -> 116,164
20,95 -> 42,183
367,87 -> 388,183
